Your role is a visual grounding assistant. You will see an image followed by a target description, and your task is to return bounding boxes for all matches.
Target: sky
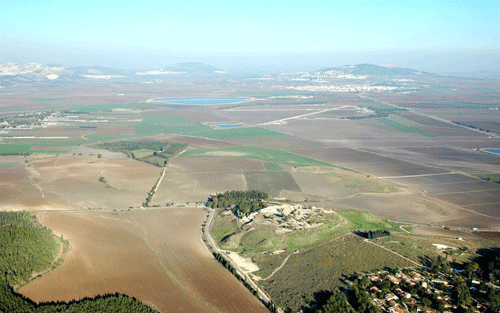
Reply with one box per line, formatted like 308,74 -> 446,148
1,0 -> 499,72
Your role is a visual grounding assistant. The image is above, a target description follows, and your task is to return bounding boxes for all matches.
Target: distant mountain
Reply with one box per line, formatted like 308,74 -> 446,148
0,63 -> 135,85
0,62 -> 226,85
317,63 -> 432,76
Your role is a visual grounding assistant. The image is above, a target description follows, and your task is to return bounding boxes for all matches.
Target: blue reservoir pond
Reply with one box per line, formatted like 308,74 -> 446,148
153,97 -> 248,105
486,149 -> 500,156
216,124 -> 244,129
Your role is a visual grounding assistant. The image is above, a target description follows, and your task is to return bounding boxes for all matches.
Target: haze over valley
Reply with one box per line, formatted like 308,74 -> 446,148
1,1 -> 500,312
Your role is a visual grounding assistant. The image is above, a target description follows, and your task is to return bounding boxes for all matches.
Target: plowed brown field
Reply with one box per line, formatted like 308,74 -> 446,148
19,209 -> 268,313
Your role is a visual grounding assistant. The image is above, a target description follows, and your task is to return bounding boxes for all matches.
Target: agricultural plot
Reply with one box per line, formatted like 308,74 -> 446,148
20,210 -> 267,313
134,112 -> 284,138
263,162 -> 282,171
327,194 -> 461,225
0,165 -> 74,211
474,173 -> 500,183
473,231 -> 500,242
152,171 -> 247,204
181,146 -> 345,169
378,117 -> 436,137
289,167 -> 398,200
0,140 -> 82,155
244,171 -> 301,197
122,209 -> 268,313
30,153 -> 161,209
287,146 -> 449,177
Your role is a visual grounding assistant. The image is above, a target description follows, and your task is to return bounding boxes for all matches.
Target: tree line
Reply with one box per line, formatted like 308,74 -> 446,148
354,230 -> 391,239
206,190 -> 268,218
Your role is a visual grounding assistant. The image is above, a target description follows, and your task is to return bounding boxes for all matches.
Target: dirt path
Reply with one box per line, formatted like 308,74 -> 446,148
364,238 -> 421,267
259,254 -> 292,281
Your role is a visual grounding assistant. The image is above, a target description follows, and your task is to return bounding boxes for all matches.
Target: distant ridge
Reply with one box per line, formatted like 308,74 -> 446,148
317,63 -> 432,76
165,62 -> 223,74
0,62 -> 225,85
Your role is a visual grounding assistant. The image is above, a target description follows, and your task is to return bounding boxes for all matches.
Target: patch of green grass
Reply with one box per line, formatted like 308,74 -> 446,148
0,163 -> 24,168
0,144 -> 31,155
473,173 -> 500,184
131,149 -> 154,158
379,118 -> 436,137
244,171 -> 301,197
140,114 -> 188,124
27,97 -> 65,102
357,102 -> 401,111
31,149 -> 71,154
212,213 -> 239,243
194,127 -> 284,139
421,102 -> 497,109
182,146 -> 351,169
284,210 -> 398,250
264,162 -> 282,171
84,134 -> 115,141
239,229 -> 285,255
0,140 -> 82,155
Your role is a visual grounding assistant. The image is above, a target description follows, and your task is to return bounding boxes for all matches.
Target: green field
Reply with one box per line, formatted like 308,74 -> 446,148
134,113 -> 283,138
131,149 -> 154,158
285,210 -> 399,250
182,146 -> 349,169
0,163 -> 24,168
184,146 -> 345,167
473,173 -> 500,184
193,127 -> 284,139
263,162 -> 282,171
0,140 -> 81,155
27,97 -> 65,102
379,118 -> 436,137
357,101 -> 402,111
244,171 -> 301,197
422,102 -> 497,109
140,114 -> 188,124
67,102 -> 145,111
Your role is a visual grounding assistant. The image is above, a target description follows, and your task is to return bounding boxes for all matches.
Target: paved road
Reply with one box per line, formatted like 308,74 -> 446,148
204,208 -> 271,305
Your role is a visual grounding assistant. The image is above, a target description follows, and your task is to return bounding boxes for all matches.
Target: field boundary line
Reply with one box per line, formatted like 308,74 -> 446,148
256,105 -> 359,126
379,172 -> 456,179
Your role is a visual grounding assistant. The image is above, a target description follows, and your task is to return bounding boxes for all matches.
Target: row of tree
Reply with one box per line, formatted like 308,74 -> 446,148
206,190 -> 268,218
354,230 -> 391,239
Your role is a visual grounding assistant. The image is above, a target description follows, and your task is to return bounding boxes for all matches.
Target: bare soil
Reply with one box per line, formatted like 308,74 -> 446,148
19,209 -> 268,313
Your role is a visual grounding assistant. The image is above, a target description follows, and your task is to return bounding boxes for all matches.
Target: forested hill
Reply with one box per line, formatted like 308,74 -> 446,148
0,211 -> 158,313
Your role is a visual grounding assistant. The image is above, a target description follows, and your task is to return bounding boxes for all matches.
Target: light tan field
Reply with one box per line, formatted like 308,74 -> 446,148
0,162 -> 75,211
29,153 -> 160,209
19,209 -> 268,313
307,193 -> 465,225
290,167 -> 399,199
151,157 -> 264,204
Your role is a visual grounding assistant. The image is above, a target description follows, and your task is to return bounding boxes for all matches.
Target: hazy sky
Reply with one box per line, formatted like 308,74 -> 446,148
1,0 -> 499,72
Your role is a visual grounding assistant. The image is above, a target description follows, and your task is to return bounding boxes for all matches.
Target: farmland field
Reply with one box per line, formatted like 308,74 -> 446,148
19,209 -> 268,313
181,146 -> 347,169
244,171 -> 301,197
